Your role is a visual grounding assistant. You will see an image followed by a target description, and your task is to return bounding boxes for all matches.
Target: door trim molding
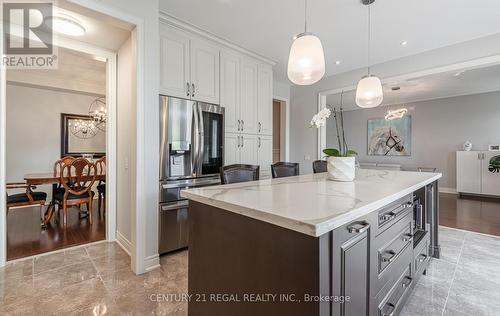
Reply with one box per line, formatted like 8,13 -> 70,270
273,97 -> 290,162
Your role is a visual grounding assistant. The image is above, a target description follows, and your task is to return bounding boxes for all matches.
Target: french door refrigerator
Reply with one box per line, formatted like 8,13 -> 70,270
159,95 -> 224,254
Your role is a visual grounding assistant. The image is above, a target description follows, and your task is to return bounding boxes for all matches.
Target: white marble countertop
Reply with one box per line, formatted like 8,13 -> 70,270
180,169 -> 442,237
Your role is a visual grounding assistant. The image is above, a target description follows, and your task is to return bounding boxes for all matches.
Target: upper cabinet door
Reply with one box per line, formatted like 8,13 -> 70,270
481,151 -> 500,196
190,38 -> 220,104
257,65 -> 273,135
220,50 -> 240,134
456,151 -> 481,194
160,25 -> 190,99
239,58 -> 259,134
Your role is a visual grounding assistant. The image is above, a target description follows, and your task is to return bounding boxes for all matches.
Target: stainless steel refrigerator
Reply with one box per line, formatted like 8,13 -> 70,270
159,95 -> 224,254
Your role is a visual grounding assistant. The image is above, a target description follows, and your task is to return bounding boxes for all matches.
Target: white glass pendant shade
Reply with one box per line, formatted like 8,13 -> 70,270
287,33 -> 325,85
355,75 -> 383,108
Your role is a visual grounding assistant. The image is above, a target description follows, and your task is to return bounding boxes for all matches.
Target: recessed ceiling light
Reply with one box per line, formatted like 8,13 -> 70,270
46,15 -> 86,36
335,60 -> 341,65
400,41 -> 408,46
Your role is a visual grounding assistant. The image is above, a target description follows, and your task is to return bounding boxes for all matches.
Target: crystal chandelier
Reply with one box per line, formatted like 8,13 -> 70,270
70,119 -> 98,139
89,97 -> 106,132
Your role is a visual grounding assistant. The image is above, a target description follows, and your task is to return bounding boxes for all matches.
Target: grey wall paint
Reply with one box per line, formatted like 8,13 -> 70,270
325,91 -> 500,189
6,84 -> 101,200
290,33 -> 500,175
273,80 -> 291,100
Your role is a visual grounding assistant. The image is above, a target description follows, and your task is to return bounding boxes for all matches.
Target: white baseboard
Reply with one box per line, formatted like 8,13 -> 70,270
439,187 -> 457,194
144,254 -> 160,272
115,231 -> 132,256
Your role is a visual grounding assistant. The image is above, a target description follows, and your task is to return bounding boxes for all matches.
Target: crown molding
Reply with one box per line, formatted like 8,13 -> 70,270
159,11 -> 277,66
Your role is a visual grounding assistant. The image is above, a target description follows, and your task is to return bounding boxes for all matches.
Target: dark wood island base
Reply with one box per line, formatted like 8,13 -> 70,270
186,180 -> 440,316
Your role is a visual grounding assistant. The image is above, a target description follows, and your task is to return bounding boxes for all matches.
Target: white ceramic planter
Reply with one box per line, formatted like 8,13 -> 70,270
327,156 -> 356,182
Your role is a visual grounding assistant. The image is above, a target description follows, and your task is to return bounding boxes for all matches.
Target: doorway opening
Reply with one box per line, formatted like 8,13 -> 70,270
1,0 -> 134,262
272,98 -> 289,163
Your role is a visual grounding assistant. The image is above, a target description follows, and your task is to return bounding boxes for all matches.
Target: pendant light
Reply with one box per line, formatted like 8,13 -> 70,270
287,0 -> 325,85
356,0 -> 383,108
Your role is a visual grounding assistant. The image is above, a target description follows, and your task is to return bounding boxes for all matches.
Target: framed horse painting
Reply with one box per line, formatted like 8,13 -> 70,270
367,116 -> 412,156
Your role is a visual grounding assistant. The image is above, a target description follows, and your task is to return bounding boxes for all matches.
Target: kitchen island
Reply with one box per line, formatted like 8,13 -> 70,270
181,169 -> 441,316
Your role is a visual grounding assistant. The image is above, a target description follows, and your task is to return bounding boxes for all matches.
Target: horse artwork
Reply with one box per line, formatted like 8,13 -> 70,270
367,116 -> 411,156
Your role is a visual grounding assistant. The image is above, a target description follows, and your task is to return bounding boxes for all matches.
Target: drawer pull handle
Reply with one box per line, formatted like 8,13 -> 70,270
402,234 -> 413,243
381,250 -> 397,263
404,202 -> 413,209
418,254 -> 428,263
382,303 -> 396,316
402,276 -> 413,288
382,213 -> 396,221
347,222 -> 370,234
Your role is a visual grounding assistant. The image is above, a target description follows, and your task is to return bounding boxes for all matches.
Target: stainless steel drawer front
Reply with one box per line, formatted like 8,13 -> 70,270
379,265 -> 413,316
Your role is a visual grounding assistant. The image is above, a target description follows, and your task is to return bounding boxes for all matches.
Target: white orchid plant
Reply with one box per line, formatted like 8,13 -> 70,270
310,92 -> 358,158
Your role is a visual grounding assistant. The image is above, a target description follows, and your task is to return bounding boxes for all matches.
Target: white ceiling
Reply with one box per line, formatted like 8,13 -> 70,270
160,0 -> 500,82
325,63 -> 500,110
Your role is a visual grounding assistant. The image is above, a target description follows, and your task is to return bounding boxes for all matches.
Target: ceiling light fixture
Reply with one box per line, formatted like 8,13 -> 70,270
385,108 -> 408,121
400,41 -> 408,46
46,15 -> 86,36
355,0 -> 384,108
335,60 -> 341,65
287,0 -> 325,85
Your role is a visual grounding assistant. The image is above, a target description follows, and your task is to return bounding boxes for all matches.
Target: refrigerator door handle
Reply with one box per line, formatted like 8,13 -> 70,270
197,103 -> 205,176
159,96 -> 169,179
192,104 -> 200,177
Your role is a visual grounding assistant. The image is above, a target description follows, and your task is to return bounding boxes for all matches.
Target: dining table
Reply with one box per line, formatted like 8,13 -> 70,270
24,172 -> 106,227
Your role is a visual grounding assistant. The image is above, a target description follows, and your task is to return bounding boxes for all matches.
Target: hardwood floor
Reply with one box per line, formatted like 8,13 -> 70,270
7,201 -> 105,261
440,192 -> 500,236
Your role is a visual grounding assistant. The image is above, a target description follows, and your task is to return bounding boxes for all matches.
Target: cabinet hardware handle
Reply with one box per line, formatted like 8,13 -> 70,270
382,213 -> 396,222
258,137 -> 261,148
404,202 -> 413,209
347,221 -> 370,234
192,83 -> 195,97
418,254 -> 428,262
382,303 -> 396,316
237,120 -> 241,131
401,276 -> 412,288
402,234 -> 413,243
258,122 -> 262,133
241,135 -> 244,147
186,82 -> 190,97
478,153 -> 481,160
381,250 -> 397,263
241,120 -> 244,131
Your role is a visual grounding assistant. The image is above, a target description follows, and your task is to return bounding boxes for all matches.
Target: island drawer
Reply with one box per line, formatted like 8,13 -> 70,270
377,263 -> 413,316
378,222 -> 413,274
373,211 -> 413,294
413,233 -> 430,281
377,195 -> 413,234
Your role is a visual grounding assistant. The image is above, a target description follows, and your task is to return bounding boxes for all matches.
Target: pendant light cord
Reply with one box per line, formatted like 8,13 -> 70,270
304,0 -> 308,33
367,2 -> 371,76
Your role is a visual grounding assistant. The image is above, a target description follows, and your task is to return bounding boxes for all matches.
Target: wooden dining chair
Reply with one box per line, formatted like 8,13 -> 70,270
95,156 -> 106,215
53,156 -> 76,201
271,162 -> 299,178
53,158 -> 97,227
220,164 -> 260,184
6,182 -> 47,220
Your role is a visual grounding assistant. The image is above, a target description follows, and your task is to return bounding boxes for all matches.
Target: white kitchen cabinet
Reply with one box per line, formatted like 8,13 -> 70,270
481,151 -> 500,196
224,133 -> 240,166
220,51 -> 240,134
159,24 -> 190,99
257,65 -> 273,135
160,24 -> 220,103
258,135 -> 273,178
190,38 -> 220,104
240,134 -> 259,165
239,58 -> 259,134
456,151 -> 500,196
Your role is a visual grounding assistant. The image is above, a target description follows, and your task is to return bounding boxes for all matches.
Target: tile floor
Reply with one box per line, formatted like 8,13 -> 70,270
401,226 -> 500,316
1,226 -> 499,315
